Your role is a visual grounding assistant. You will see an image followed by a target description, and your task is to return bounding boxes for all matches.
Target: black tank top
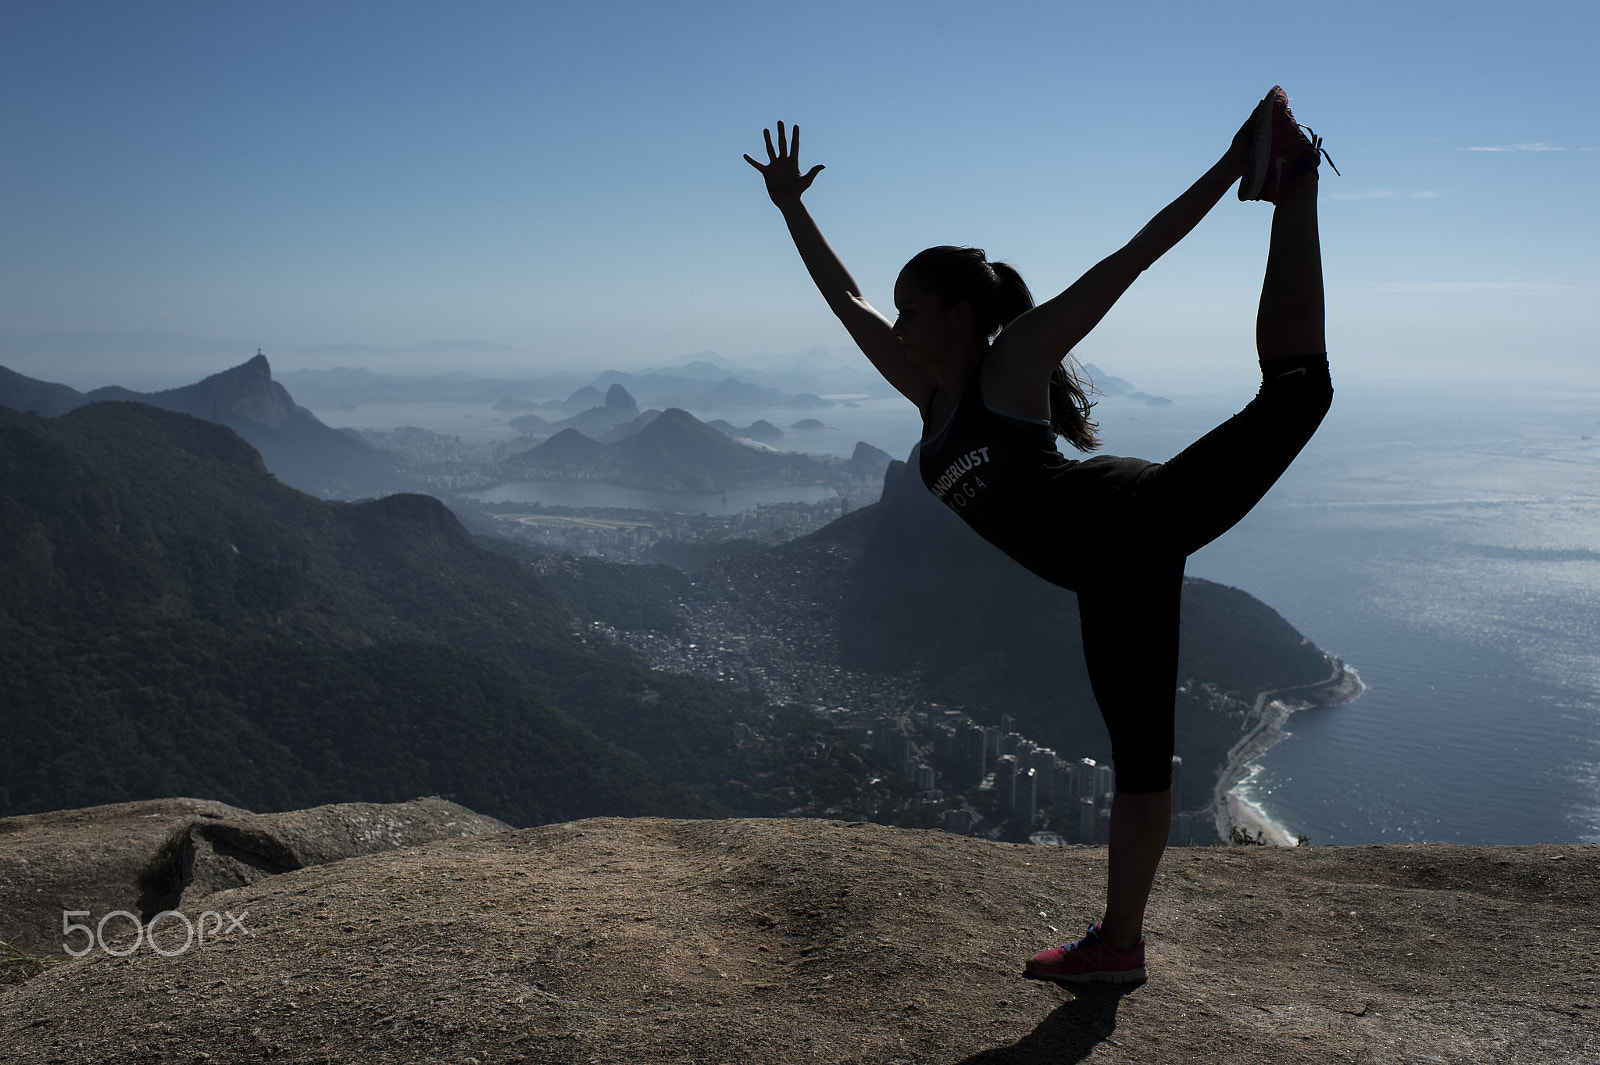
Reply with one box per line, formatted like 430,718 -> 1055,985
917,375 -> 1153,590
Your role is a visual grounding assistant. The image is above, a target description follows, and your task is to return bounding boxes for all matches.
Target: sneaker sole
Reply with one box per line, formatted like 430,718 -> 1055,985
1023,966 -> 1148,986
1238,87 -> 1282,201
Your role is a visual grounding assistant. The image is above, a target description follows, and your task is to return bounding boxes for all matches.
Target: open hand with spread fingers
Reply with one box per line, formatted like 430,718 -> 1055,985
744,120 -> 824,208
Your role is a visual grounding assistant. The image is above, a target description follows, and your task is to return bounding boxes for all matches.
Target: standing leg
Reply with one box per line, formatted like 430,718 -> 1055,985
1023,564 -> 1181,985
1079,563 -> 1183,950
1102,788 -> 1173,949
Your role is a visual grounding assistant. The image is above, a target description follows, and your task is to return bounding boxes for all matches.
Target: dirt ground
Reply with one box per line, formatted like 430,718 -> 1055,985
2,815 -> 1597,1064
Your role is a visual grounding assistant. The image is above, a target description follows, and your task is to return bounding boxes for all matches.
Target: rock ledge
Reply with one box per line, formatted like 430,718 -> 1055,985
2,812 -> 1596,1063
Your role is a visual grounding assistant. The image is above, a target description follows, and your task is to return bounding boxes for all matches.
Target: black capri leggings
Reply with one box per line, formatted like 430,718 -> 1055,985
1075,354 -> 1333,794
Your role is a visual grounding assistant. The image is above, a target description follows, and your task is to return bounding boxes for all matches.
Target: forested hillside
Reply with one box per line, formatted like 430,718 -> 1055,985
0,403 -> 838,821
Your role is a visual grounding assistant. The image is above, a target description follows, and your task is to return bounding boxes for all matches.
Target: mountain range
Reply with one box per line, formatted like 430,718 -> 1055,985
272,349 -> 894,412
0,356 -> 400,496
503,407 -> 834,492
1,358 -> 888,500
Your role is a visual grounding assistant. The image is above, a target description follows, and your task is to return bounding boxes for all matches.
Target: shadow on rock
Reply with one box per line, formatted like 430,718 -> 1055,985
956,983 -> 1140,1064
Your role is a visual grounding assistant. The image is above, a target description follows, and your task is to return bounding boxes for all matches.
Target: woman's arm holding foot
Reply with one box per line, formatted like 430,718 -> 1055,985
991,116 -> 1254,375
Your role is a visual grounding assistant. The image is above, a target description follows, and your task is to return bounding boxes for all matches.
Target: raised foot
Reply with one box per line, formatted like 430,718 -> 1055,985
1239,86 -> 1338,205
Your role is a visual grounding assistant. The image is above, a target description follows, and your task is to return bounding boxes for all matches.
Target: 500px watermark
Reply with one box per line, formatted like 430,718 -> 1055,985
62,909 -> 251,958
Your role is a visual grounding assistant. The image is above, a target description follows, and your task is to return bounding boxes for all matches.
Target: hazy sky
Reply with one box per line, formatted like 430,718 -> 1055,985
1,1 -> 1594,390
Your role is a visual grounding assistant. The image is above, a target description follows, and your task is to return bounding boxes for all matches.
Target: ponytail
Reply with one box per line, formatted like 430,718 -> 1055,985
1049,358 -> 1100,452
986,260 -> 1034,337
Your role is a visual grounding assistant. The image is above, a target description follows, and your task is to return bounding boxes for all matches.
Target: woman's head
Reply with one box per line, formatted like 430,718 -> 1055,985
897,246 -> 1033,341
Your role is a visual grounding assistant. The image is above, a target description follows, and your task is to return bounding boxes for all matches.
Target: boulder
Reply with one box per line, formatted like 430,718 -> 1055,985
0,796 -> 509,955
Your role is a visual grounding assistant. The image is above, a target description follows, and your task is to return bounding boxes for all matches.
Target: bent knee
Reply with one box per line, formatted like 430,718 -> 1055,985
1261,353 -> 1333,421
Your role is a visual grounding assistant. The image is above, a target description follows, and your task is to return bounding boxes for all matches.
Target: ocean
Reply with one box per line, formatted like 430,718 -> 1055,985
310,377 -> 1600,845
1174,380 -> 1600,846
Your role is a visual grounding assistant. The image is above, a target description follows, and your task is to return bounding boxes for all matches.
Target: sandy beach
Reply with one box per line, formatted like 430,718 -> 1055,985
1211,657 -> 1365,845
1219,772 -> 1299,846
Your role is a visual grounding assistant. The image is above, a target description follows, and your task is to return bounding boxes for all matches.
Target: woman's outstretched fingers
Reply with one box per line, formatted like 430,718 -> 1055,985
743,126 -> 773,172
746,121 -> 824,206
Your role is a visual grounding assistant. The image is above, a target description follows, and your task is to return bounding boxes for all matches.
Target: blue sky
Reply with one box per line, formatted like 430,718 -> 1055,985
1,0 -> 1594,390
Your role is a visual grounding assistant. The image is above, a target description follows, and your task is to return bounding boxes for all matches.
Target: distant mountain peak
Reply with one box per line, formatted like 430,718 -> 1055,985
504,405 -> 823,492
561,385 -> 605,412
604,383 -> 639,419
0,356 -> 399,496
161,353 -> 295,428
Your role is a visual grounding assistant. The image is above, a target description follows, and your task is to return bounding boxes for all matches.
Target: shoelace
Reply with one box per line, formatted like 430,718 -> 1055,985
1299,125 -> 1341,176
1067,925 -> 1122,953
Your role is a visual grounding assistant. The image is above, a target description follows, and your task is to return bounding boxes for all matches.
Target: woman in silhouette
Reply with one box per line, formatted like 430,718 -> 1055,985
746,87 -> 1335,983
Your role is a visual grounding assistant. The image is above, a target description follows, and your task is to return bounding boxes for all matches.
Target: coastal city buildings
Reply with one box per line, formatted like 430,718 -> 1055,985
849,705 -> 1191,844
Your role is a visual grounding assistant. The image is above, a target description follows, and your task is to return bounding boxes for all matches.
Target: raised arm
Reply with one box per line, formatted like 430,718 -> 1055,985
746,122 -> 933,407
993,116 -> 1254,370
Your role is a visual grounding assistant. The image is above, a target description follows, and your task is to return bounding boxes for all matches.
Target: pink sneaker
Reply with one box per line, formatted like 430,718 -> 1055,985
1238,86 -> 1339,204
1023,923 -> 1147,985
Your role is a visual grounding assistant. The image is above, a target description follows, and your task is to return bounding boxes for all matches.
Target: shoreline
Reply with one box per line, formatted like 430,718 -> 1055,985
1210,657 -> 1365,846
1219,765 -> 1298,846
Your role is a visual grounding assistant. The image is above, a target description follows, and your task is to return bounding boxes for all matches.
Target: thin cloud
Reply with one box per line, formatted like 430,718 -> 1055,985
1466,142 -> 1565,152
1362,281 -> 1592,296
1328,190 -> 1443,201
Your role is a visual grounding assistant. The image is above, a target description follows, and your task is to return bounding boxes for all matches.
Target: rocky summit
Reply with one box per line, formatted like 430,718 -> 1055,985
1,803 -> 1595,1063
